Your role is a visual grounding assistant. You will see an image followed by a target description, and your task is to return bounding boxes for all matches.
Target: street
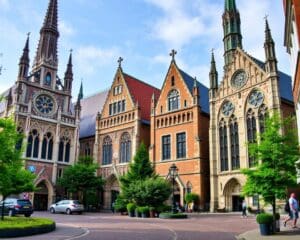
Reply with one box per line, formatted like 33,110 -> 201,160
7,211 -> 258,240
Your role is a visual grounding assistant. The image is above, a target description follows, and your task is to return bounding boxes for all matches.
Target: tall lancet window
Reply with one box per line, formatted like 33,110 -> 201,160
120,132 -> 131,163
258,104 -> 268,134
102,136 -> 112,165
26,129 -> 39,158
168,89 -> 180,111
229,116 -> 240,170
44,72 -> 52,86
219,119 -> 228,171
247,109 -> 257,167
41,132 -> 53,160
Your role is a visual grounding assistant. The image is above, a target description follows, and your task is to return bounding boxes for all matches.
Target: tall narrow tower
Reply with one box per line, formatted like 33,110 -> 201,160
32,0 -> 59,89
222,0 -> 243,68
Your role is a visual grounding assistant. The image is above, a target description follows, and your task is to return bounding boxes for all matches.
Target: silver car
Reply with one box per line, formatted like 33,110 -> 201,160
49,200 -> 84,215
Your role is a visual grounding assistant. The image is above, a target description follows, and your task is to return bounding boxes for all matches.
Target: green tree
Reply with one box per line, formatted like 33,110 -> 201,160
0,118 -> 36,220
118,143 -> 171,208
57,159 -> 104,208
242,113 -> 299,219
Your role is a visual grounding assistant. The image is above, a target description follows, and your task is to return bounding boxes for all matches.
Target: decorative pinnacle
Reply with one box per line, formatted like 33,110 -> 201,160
194,77 -> 197,88
118,57 -> 123,68
264,14 -> 268,21
27,32 -> 31,37
169,49 -> 177,61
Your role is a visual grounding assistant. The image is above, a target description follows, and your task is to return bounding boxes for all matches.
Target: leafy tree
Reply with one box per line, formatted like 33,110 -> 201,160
0,118 -> 36,220
57,159 -> 104,208
118,143 -> 171,208
242,113 -> 299,219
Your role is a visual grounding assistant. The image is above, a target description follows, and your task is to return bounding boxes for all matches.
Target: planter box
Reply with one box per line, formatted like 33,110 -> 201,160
128,211 -> 135,217
259,224 -> 272,236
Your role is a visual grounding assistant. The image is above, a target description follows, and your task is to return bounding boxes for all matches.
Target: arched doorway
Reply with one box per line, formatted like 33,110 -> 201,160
223,178 -> 243,211
34,181 -> 49,211
104,175 -> 120,209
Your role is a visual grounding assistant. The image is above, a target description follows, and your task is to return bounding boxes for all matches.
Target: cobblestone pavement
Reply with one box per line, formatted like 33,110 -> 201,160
4,212 -> 258,240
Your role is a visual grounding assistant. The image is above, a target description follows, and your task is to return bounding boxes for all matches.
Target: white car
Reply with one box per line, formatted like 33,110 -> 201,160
49,200 -> 84,215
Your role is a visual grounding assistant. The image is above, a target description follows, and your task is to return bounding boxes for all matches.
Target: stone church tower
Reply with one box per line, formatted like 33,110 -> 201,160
209,0 -> 294,212
0,0 -> 80,210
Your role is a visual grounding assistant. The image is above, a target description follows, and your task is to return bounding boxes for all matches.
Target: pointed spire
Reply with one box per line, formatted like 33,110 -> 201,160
20,33 -> 30,64
65,50 -> 73,76
78,81 -> 83,101
225,0 -> 236,11
264,16 -> 274,43
263,16 -> 277,73
42,0 -> 58,32
209,50 -> 218,90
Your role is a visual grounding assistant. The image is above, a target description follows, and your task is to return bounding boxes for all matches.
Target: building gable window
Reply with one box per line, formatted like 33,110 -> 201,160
176,132 -> 186,159
109,100 -> 126,116
120,132 -> 131,163
102,136 -> 112,165
247,109 -> 257,167
219,120 -> 228,171
162,135 -> 171,160
168,89 -> 179,111
229,116 -> 240,170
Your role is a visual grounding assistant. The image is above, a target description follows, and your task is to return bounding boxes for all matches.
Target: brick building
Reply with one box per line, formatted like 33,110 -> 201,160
284,0 -> 300,184
209,0 -> 294,212
94,61 -> 160,209
0,0 -> 80,210
150,52 -> 210,209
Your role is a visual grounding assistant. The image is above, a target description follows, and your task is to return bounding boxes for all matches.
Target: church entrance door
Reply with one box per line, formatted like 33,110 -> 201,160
34,181 -> 49,210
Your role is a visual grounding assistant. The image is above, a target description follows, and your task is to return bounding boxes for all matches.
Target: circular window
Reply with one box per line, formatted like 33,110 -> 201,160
35,94 -> 55,114
231,70 -> 248,88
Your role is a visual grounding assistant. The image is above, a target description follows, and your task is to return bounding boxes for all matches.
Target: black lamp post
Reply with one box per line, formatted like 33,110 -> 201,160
169,163 -> 178,214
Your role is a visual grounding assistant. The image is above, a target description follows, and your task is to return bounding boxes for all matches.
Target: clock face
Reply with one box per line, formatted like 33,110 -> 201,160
35,94 -> 55,114
231,70 -> 248,88
248,90 -> 264,108
222,101 -> 234,116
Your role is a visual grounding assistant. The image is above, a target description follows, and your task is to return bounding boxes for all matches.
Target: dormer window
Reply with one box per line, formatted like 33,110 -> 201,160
44,72 -> 52,86
168,89 -> 179,111
113,85 -> 122,95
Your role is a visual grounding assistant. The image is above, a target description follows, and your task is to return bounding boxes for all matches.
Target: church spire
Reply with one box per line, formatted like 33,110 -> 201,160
78,81 -> 83,101
222,0 -> 242,69
33,0 -> 59,70
264,18 -> 277,74
18,33 -> 30,80
209,50 -> 218,90
64,51 -> 73,92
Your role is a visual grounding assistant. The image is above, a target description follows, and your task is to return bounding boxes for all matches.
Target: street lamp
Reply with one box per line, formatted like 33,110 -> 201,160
169,163 -> 178,214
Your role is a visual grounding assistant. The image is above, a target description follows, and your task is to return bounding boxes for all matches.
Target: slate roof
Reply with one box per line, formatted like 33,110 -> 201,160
247,55 -> 293,103
79,90 -> 109,139
178,69 -> 210,114
123,73 -> 161,121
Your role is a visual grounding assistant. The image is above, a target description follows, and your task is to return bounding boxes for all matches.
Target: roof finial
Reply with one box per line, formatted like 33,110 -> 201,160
169,49 -> 177,61
118,57 -> 123,68
27,32 -> 31,37
264,14 -> 269,21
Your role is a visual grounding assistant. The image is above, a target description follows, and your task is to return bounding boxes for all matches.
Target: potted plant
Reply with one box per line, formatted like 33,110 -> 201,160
135,206 -> 142,218
139,206 -> 150,218
256,213 -> 273,236
126,203 -> 136,217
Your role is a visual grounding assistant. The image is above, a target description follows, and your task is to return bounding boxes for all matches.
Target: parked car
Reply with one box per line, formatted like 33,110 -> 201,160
49,200 -> 84,214
0,198 -> 33,217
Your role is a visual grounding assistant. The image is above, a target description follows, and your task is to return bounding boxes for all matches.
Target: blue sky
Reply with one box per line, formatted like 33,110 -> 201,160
0,0 -> 290,98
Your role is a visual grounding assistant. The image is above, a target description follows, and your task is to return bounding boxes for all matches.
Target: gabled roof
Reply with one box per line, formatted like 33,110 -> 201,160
178,69 -> 210,114
79,90 -> 109,139
123,73 -> 160,121
246,55 -> 293,103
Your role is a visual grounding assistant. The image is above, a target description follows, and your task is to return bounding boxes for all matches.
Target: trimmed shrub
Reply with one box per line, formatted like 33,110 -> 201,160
139,206 -> 149,214
184,193 -> 199,204
114,196 -> 127,213
256,213 -> 273,224
126,203 -> 136,213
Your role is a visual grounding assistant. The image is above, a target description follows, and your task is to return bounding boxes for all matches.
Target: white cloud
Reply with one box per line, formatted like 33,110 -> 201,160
75,46 -> 121,75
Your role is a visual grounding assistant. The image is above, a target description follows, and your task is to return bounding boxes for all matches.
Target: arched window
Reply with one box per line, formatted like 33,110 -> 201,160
186,181 -> 192,194
26,129 -> 39,158
120,132 -> 131,163
44,72 -> 52,86
258,104 -> 268,133
41,132 -> 53,160
247,109 -> 257,167
85,143 -> 91,156
102,136 -> 112,165
58,136 -> 70,162
219,119 -> 228,171
168,89 -> 179,111
229,116 -> 240,170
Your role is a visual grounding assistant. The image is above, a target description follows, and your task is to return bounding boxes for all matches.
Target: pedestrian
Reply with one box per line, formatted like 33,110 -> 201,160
284,193 -> 299,228
242,200 -> 247,217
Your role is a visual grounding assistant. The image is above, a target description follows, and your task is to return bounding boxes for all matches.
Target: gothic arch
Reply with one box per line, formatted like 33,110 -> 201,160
33,178 -> 54,210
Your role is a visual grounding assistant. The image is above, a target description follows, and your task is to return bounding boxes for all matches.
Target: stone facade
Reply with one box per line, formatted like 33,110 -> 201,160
0,0 -> 80,210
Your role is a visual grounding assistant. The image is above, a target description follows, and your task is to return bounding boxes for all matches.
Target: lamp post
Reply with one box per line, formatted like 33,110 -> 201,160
169,163 -> 178,214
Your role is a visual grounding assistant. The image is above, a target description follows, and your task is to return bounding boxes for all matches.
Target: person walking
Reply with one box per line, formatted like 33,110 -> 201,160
284,193 -> 299,228
242,200 -> 247,217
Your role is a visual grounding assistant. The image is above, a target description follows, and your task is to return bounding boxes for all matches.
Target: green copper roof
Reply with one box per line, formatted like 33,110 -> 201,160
225,0 -> 236,11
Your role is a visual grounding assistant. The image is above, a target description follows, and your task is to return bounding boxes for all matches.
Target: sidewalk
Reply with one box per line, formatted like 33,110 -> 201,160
237,223 -> 300,240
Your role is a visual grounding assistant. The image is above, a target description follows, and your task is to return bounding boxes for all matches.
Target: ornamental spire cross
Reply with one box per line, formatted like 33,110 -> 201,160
264,14 -> 268,21
118,57 -> 123,68
169,49 -> 177,61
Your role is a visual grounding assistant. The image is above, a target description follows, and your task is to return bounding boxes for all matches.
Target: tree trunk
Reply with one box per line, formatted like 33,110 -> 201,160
1,196 -> 7,221
272,196 -> 276,232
